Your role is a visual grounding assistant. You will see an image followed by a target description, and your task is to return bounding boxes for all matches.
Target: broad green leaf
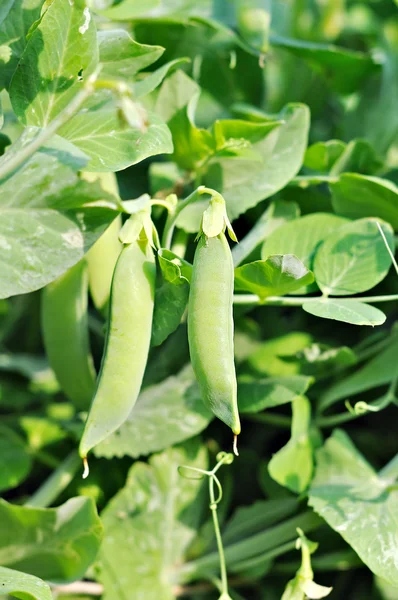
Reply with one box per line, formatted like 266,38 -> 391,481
269,396 -> 313,494
0,566 -> 53,600
305,139 -> 383,176
0,148 -> 120,299
232,200 -> 300,267
320,331 -> 398,411
98,0 -> 211,20
0,0 -> 43,91
235,254 -> 314,299
293,344 -> 357,377
331,174 -> 398,230
59,109 -> 173,172
303,300 -> 386,327
375,576 -> 398,600
19,416 -> 66,450
247,332 -> 313,376
238,375 -> 313,413
94,366 -> 212,459
270,35 -> 378,94
97,439 -> 207,600
313,218 -> 394,296
205,103 -> 309,220
168,94 -> 215,171
309,430 -> 398,587
304,140 -> 346,172
155,69 -> 200,124
0,425 -> 32,492
10,0 -> 98,126
133,58 -> 190,99
0,497 -> 103,582
151,250 -> 190,346
262,214 -> 348,293
98,29 -> 164,79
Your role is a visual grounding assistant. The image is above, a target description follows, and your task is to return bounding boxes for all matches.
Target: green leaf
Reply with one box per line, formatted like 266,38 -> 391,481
313,218 -> 395,296
205,103 -> 310,220
19,416 -> 66,450
98,29 -> 164,79
247,332 -> 313,376
151,250 -> 190,347
155,69 -> 200,123
221,498 -> 298,547
262,213 -> 348,293
238,375 -> 313,413
303,300 -> 386,327
269,396 -> 313,494
331,174 -> 398,230
10,0 -> 98,126
98,0 -> 211,20
0,425 -> 32,492
304,140 -> 346,172
133,58 -> 190,99
232,200 -> 300,267
94,366 -> 212,459
0,497 -> 103,582
0,566 -> 53,600
0,0 -> 43,91
271,35 -> 378,94
320,331 -> 398,411
59,109 -> 173,172
309,430 -> 398,587
97,439 -> 207,600
0,147 -> 119,299
293,344 -> 357,377
235,254 -> 314,299
158,249 -> 192,282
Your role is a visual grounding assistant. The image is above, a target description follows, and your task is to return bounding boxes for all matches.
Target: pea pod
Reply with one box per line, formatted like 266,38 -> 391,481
87,214 -> 122,315
79,238 -> 156,459
188,232 -> 240,435
83,172 -> 122,316
41,260 -> 96,410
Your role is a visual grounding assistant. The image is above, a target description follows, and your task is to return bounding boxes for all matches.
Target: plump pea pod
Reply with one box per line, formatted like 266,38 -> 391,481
87,214 -> 122,315
79,238 -> 156,459
41,260 -> 96,410
83,172 -> 122,316
188,232 -> 240,435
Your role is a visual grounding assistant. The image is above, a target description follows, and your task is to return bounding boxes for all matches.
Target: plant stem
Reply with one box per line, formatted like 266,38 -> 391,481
209,475 -> 229,597
27,450 -> 80,508
233,293 -> 398,306
0,85 -> 93,181
244,412 -> 292,428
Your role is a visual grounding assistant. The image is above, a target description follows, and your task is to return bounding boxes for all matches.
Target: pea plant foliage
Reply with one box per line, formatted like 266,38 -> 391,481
0,0 -> 398,599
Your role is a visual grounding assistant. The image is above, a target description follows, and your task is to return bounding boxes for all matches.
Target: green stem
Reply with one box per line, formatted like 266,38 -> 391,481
178,511 -> 322,582
233,293 -> 398,306
316,411 -> 361,428
27,450 -> 80,508
244,412 -> 292,428
31,448 -> 61,469
161,186 -> 217,249
0,84 -> 93,181
209,476 -> 229,597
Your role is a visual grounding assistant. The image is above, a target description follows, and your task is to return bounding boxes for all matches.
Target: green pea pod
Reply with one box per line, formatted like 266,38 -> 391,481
41,260 -> 96,410
188,233 -> 240,435
83,172 -> 122,316
87,214 -> 123,315
79,238 -> 156,459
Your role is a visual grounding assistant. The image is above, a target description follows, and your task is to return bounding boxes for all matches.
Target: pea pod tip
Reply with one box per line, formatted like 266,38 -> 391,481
233,434 -> 239,457
82,456 -> 90,479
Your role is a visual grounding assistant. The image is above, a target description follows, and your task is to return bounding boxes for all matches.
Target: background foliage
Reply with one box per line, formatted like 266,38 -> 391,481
0,0 -> 398,599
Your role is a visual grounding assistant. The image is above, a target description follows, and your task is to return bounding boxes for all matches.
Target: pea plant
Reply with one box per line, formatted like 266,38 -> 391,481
1,0 -> 398,599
